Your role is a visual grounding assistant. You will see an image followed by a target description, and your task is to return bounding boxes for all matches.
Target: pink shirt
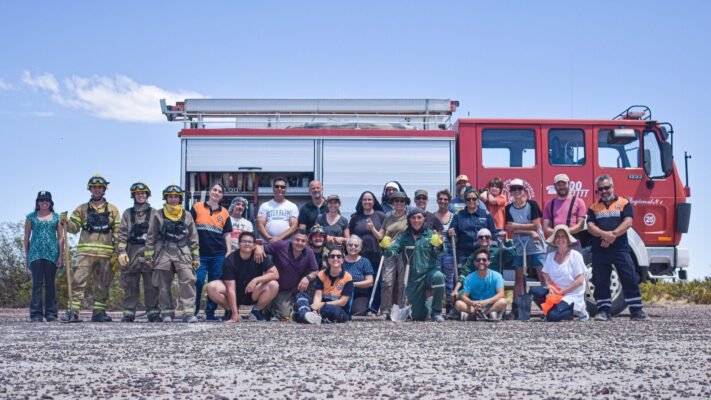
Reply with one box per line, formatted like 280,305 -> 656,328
543,197 -> 586,228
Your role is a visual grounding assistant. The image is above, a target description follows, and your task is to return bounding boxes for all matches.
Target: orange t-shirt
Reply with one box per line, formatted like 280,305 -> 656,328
486,194 -> 508,230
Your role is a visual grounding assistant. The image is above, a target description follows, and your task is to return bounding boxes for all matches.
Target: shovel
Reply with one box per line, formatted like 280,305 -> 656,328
513,236 -> 532,321
390,246 -> 415,322
368,255 -> 385,311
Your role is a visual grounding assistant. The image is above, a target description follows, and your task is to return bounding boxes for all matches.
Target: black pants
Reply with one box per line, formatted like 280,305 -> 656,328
29,259 -> 58,320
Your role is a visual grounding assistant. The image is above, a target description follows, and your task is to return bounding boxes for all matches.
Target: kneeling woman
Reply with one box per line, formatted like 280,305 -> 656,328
382,208 -> 446,322
531,225 -> 587,322
293,247 -> 353,324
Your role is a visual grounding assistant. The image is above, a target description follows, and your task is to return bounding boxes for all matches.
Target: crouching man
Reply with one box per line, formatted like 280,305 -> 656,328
456,248 -> 507,321
292,247 -> 353,324
207,231 -> 279,322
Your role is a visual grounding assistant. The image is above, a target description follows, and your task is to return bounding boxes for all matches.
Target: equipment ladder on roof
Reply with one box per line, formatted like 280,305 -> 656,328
160,98 -> 459,130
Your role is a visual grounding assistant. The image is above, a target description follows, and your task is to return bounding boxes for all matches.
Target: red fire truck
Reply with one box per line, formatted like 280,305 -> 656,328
161,99 -> 691,314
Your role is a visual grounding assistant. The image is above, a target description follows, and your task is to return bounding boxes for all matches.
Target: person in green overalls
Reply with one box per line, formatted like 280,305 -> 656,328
382,207 -> 446,322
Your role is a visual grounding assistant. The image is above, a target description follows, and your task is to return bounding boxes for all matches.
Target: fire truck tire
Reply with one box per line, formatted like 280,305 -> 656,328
582,248 -> 627,316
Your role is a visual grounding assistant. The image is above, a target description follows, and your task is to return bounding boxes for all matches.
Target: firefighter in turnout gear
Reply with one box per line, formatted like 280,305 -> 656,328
60,174 -> 121,323
144,185 -> 200,323
116,182 -> 160,322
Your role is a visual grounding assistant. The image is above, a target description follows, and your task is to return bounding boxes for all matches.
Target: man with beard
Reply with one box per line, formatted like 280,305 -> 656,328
308,224 -> 328,269
587,175 -> 648,321
455,248 -> 507,321
298,180 -> 328,231
382,208 -> 446,322
542,174 -> 586,251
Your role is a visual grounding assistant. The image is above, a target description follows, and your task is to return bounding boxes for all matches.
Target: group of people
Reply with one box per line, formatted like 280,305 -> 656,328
23,172 -> 648,324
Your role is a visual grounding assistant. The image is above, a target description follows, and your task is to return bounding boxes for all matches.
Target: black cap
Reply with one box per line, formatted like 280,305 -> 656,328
36,191 -> 52,202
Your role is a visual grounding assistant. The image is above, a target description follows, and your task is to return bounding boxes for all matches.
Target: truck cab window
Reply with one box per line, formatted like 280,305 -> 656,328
482,129 -> 536,168
643,130 -> 666,179
597,129 -> 640,168
548,129 -> 585,166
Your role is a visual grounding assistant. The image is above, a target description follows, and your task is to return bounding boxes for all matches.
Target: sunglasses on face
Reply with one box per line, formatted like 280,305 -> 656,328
240,241 -> 254,245
437,198 -> 449,202
273,184 -> 286,189
478,236 -> 491,240
415,196 -> 427,201
465,197 -> 477,203
328,254 -> 344,259
392,199 -> 406,203
475,257 -> 489,263
597,185 -> 612,191
346,243 -> 359,247
510,186 -> 524,192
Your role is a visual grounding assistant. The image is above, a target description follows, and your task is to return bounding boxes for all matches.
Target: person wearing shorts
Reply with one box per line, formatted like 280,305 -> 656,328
455,248 -> 507,320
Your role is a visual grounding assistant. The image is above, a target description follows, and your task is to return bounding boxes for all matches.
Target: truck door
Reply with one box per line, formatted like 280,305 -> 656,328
639,128 -> 677,247
541,126 -> 594,207
593,126 -> 651,243
477,124 -> 542,204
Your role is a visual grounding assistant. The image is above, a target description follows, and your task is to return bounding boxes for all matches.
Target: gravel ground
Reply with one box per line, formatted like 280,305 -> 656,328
1,304 -> 710,399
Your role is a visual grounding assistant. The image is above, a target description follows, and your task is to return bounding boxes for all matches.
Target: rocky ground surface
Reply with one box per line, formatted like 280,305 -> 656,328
0,304 -> 710,399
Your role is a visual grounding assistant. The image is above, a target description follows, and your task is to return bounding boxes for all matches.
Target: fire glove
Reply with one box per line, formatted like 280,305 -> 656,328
430,232 -> 443,247
379,236 -> 392,249
60,211 -> 68,224
118,253 -> 129,268
111,253 -> 119,273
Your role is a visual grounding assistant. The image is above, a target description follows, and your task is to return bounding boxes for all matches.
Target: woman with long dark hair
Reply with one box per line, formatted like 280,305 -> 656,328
24,191 -> 62,322
349,191 -> 385,313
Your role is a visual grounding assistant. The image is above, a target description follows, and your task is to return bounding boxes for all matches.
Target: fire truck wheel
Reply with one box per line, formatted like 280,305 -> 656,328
582,249 -> 627,316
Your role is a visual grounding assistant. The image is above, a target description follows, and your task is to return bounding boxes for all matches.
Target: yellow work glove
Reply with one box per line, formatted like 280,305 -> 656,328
60,211 -> 68,224
379,236 -> 392,249
192,260 -> 201,270
430,232 -> 443,247
111,253 -> 119,273
118,253 -> 129,268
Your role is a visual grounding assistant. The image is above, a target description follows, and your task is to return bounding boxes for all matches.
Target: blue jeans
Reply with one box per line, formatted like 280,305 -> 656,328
29,259 -> 58,320
530,286 -> 574,322
194,255 -> 225,316
438,254 -> 454,307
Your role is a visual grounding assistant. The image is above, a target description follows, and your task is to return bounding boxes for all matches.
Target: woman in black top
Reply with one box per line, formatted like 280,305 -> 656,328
348,191 -> 386,312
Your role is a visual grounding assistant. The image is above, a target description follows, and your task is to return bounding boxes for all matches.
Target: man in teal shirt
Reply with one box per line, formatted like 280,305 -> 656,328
456,248 -> 507,320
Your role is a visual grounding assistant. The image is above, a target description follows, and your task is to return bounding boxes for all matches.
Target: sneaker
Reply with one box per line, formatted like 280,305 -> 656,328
30,317 -> 43,323
594,310 -> 612,321
61,310 -> 81,323
222,310 -> 233,322
162,315 -> 173,323
488,311 -> 501,321
147,314 -> 162,323
45,316 -> 57,322
250,308 -> 266,321
205,313 -> 219,321
303,311 -> 322,325
121,315 -> 134,323
460,311 -> 469,321
91,311 -> 113,322
182,314 -> 198,323
290,312 -> 299,322
630,308 -> 649,321
431,311 -> 445,323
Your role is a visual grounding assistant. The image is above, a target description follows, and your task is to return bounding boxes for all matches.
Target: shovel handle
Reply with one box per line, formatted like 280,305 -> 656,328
368,255 -> 385,310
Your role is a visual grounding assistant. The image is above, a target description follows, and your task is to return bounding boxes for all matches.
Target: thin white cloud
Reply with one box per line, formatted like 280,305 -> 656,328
22,71 -> 60,93
21,71 -> 203,123
0,78 -> 12,90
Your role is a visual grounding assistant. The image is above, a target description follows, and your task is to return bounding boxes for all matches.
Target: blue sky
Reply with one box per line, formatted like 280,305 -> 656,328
1,1 -> 709,278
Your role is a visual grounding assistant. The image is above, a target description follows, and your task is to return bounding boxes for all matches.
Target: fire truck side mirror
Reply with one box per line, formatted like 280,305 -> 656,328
661,141 -> 673,176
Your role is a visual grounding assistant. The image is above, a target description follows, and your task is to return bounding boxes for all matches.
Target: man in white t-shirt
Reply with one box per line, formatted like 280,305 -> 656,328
257,177 -> 299,243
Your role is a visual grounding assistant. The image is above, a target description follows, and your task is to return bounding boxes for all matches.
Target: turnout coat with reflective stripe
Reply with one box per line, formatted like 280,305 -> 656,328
65,200 -> 120,258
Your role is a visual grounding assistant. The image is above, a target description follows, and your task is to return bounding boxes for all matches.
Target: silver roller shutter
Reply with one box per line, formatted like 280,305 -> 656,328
186,138 -> 315,172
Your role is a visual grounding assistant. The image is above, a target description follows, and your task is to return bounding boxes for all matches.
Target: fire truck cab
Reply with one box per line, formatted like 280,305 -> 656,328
456,106 -> 691,286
